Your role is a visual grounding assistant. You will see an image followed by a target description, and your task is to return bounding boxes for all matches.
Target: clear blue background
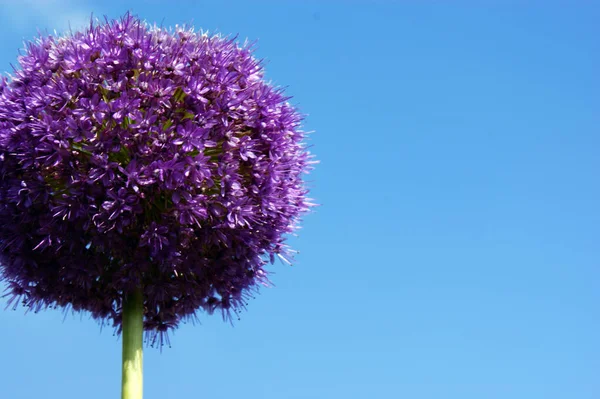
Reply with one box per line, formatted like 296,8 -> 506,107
0,1 -> 598,398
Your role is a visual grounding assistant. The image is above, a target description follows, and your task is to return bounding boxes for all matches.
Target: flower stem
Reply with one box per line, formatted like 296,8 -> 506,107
121,288 -> 144,399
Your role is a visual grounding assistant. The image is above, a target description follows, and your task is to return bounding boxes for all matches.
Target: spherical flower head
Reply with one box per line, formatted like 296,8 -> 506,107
0,14 -> 315,346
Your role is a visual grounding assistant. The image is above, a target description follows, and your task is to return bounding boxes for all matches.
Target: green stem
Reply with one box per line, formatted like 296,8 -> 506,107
121,288 -> 144,399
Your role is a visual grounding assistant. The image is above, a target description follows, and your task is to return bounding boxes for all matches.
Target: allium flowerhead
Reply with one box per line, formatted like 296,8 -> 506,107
0,14 -> 315,346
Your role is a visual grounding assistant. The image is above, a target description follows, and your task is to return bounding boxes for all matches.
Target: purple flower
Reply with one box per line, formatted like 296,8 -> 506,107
0,13 -> 315,347
140,222 -> 170,256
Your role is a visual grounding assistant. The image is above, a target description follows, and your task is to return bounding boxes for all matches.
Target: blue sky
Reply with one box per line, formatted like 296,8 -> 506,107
0,1 -> 599,398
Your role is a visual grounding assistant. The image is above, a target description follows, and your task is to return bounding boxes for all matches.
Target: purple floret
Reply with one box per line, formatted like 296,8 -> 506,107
0,14 -> 315,346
